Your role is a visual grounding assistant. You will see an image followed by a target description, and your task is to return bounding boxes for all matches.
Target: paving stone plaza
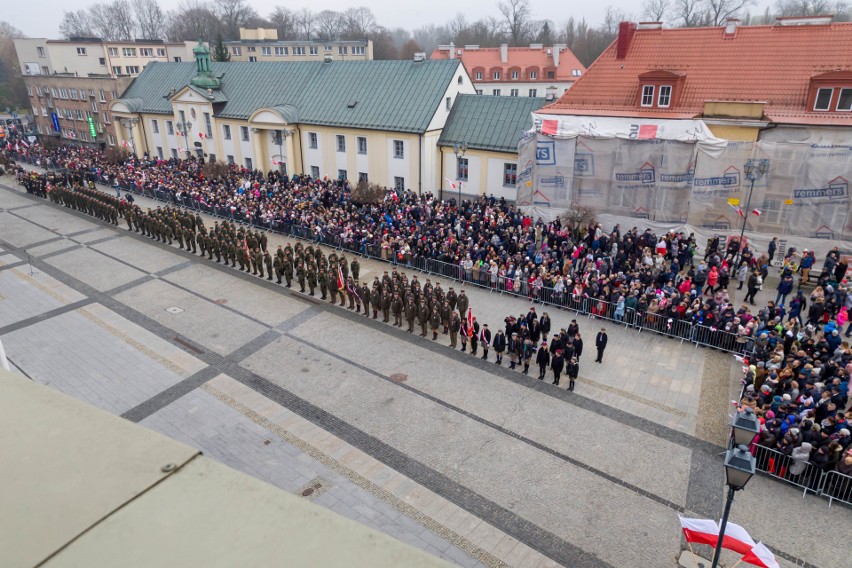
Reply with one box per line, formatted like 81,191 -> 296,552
0,178 -> 848,568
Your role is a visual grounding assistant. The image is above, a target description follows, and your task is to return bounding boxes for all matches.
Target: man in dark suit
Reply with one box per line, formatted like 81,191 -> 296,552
595,328 -> 608,363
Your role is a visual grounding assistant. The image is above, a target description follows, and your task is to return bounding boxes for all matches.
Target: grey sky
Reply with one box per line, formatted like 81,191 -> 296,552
9,0 -> 773,39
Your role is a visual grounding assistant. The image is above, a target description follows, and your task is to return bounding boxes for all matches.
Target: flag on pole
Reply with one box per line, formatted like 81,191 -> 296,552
740,542 -> 780,568
678,516 -> 719,546
720,521 -> 755,555
337,265 -> 345,292
243,238 -> 251,260
445,178 -> 457,189
466,307 -> 474,338
729,203 -> 744,217
751,209 -> 761,217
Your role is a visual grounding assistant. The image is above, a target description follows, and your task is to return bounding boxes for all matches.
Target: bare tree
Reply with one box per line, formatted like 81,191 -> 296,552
671,0 -> 708,26
0,21 -> 28,109
269,6 -> 297,40
165,0 -> 221,42
448,13 -> 470,41
294,8 -> 314,40
213,0 -> 258,40
642,0 -> 671,21
602,5 -> 630,34
134,0 -> 165,39
497,0 -> 532,46
342,7 -> 377,39
59,10 -> 94,38
774,0 -> 846,15
704,0 -> 754,25
89,1 -> 136,41
314,10 -> 344,41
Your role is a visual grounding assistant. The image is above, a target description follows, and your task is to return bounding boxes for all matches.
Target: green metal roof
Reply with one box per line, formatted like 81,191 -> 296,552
438,94 -> 545,154
117,60 -> 463,134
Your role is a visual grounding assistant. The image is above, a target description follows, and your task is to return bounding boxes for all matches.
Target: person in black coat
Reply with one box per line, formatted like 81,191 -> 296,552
539,312 -> 552,340
573,333 -> 583,360
492,329 -> 506,365
551,350 -> 565,386
536,343 -> 550,380
595,328 -> 608,363
566,357 -> 579,391
479,323 -> 491,361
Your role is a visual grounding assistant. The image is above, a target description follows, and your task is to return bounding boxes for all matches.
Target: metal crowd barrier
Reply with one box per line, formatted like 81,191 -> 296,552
753,445 -> 824,498
821,470 -> 852,508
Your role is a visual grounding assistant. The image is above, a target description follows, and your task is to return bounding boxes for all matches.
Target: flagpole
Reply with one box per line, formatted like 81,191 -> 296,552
685,542 -> 701,568
728,559 -> 744,568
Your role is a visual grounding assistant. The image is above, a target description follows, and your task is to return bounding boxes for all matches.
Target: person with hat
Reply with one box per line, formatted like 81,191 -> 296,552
550,349 -> 565,386
507,332 -> 521,370
566,356 -> 579,391
479,323 -> 491,361
536,342 -> 550,380
492,328 -> 506,365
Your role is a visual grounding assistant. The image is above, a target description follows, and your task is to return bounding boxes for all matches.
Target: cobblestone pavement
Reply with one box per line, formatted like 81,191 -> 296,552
1,180 -> 847,568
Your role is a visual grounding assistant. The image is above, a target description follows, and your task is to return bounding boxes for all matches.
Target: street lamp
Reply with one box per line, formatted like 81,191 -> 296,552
735,158 -> 770,265
117,117 -> 139,157
452,141 -> 468,206
175,119 -> 193,158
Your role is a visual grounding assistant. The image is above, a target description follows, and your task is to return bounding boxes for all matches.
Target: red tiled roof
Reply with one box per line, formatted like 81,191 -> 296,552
429,46 -> 585,82
543,22 -> 852,126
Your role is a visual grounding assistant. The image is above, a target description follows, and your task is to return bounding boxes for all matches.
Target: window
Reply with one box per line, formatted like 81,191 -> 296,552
76,47 -> 87,56
262,47 -> 271,56
227,155 -> 235,164
203,112 -> 212,137
310,46 -> 319,55
511,71 -> 519,79
171,148 -> 178,159
247,46 -> 256,52
336,168 -> 348,180
51,87 -> 58,97
476,89 -> 483,95
814,87 -> 832,111
56,108 -> 63,118
157,48 -> 166,57
231,47 -> 242,56
510,89 -> 519,97
108,134 -> 116,146
103,112 -> 110,123
295,47 -> 306,55
838,88 -> 852,111
240,126 -> 249,141
572,69 -> 582,77
353,46 -> 365,55
547,71 -> 555,79
275,46 -> 287,55
156,146 -> 163,159
37,46 -> 46,57
338,46 -> 347,55
310,166 -> 320,178
151,119 -> 159,133
530,71 -> 537,79
166,120 -> 173,134
122,47 -> 136,57
457,157 -> 469,181
658,85 -> 672,108
76,109 -> 84,120
393,140 -> 404,159
336,135 -> 345,152
475,71 -> 483,80
70,89 -> 78,99
492,89 -> 501,96
325,45 -> 333,52
457,76 -> 463,84
528,89 -> 537,97
357,136 -> 367,154
140,48 -> 153,57
493,71 -> 501,80
112,66 -> 122,75
248,56 -> 257,62
223,124 -> 231,140
394,176 -> 405,191
208,153 -> 216,163
91,100 -> 99,113
446,97 -> 452,110
245,157 -> 253,170
173,57 -> 182,62
108,47 -> 118,56
641,85 -> 655,107
358,172 -> 368,183
42,65 -> 49,75
126,66 -> 140,74
503,163 -> 517,186
99,57 -> 106,65
308,132 -> 318,148
111,91 -> 118,100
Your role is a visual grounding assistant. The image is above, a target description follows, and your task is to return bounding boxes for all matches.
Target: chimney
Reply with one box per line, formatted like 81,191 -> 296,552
545,86 -> 557,101
499,43 -> 508,64
449,42 -> 455,60
413,52 -> 425,62
724,18 -> 739,36
616,21 -> 636,60
552,44 -> 566,68
775,15 -> 833,26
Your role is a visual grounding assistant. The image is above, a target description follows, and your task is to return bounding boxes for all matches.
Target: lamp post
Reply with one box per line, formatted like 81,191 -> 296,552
175,119 -> 193,158
273,129 -> 291,175
736,158 -> 770,266
710,409 -> 759,568
117,117 -> 139,157
452,141 -> 468,206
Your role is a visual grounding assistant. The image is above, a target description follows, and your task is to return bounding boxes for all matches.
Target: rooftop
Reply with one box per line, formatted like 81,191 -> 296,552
430,44 -> 585,82
438,94 -> 545,153
543,20 -> 852,126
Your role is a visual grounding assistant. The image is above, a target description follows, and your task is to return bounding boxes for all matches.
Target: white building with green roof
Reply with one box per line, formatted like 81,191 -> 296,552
111,41 -> 475,192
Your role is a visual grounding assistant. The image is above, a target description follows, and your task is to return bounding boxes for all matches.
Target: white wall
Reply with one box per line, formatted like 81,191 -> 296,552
473,80 -> 574,97
425,63 -> 477,132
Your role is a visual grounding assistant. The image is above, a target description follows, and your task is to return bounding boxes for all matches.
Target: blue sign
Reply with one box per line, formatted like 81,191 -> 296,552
793,178 -> 847,201
50,112 -> 60,132
615,163 -> 656,184
535,141 -> 556,165
574,153 -> 595,176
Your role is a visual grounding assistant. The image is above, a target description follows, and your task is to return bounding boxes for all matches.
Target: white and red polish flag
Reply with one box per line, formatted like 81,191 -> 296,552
445,178 -> 457,189
466,307 -> 474,338
678,516 -> 719,546
729,203 -> 744,217
751,209 -> 761,216
740,542 -> 780,568
720,521 -> 756,554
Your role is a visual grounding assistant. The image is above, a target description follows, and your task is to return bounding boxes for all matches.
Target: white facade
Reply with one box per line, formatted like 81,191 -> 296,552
442,150 -> 519,202
474,81 -> 572,98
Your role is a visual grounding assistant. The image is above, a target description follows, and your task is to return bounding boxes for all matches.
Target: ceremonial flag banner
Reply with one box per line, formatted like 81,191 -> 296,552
752,209 -> 762,216
729,203 -> 744,217
337,266 -> 345,291
741,542 -> 780,568
678,516 -> 719,546
720,521 -> 755,555
445,178 -> 457,189
466,308 -> 474,337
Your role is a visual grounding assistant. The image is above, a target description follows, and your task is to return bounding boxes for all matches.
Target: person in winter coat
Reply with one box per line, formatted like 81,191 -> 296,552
776,275 -> 794,307
614,296 -> 625,321
536,343 -> 550,380
703,266 -> 719,295
573,333 -> 584,360
550,350 -> 565,386
507,333 -> 520,369
789,442 -> 813,476
539,312 -> 552,340
737,262 -> 749,290
566,357 -> 579,391
521,337 -> 535,374
479,324 -> 491,361
492,329 -> 506,365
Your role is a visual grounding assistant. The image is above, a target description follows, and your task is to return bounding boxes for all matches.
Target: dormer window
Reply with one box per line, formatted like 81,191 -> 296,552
658,85 -> 672,107
814,88 -> 833,111
807,72 -> 852,113
839,88 -> 852,111
641,85 -> 654,107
